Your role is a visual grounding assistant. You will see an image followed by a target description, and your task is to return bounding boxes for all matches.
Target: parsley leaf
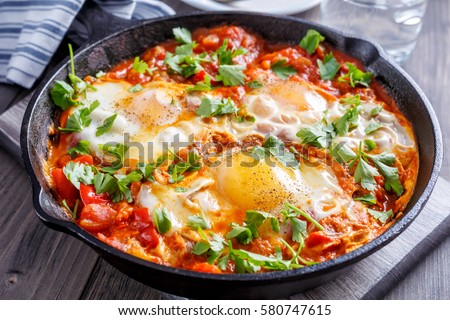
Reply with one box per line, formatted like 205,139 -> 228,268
368,208 -> 394,224
365,119 -> 382,134
94,172 -> 117,194
59,100 -> 100,133
132,56 -> 150,74
331,143 -> 357,164
270,59 -> 297,79
95,113 -> 117,137
186,74 -> 211,93
113,171 -> 143,202
50,81 -> 78,110
187,213 -> 212,230
63,161 -> 95,189
128,84 -> 143,93
61,199 -> 80,219
164,44 -> 209,79
299,29 -> 325,55
338,62 -> 373,87
50,44 -> 96,110
282,202 -> 324,243
250,135 -> 299,168
246,80 -> 263,89
226,210 -> 279,245
354,193 -> 377,205
100,143 -> 129,174
333,106 -> 360,136
213,39 -> 248,65
364,139 -> 377,151
173,27 -> 192,44
368,153 -> 404,196
353,155 -> 379,191
340,94 -> 361,106
168,150 -> 202,183
68,140 -> 90,158
153,207 -> 172,234
350,143 -> 379,191
67,44 -> 96,99
216,65 -> 246,86
175,187 -> 188,193
192,229 -> 226,265
370,106 -> 383,116
317,52 -> 341,80
196,96 -> 238,117
297,122 -> 335,148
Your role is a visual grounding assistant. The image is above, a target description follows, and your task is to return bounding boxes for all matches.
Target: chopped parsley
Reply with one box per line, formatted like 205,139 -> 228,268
216,64 -> 246,86
340,142 -> 404,196
365,119 -> 382,134
99,143 -> 129,174
63,161 -> 95,189
340,94 -> 361,107
368,208 -> 394,224
296,122 -> 335,148
51,44 -> 96,110
186,74 -> 211,92
196,96 -> 238,117
168,150 -> 202,183
317,52 -> 341,80
59,100 -> 99,133
213,39 -> 247,65
282,202 -> 324,243
68,140 -> 90,158
299,29 -> 325,55
353,193 -> 377,205
364,139 -> 377,152
370,106 -> 383,116
95,113 -> 117,137
333,106 -> 361,136
153,207 -> 172,234
128,84 -> 143,93
338,62 -> 373,87
132,56 -> 155,75
246,80 -> 263,89
61,199 -> 79,219
187,213 -> 212,230
226,210 -> 279,245
270,59 -> 297,79
173,27 -> 192,44
250,135 -> 299,168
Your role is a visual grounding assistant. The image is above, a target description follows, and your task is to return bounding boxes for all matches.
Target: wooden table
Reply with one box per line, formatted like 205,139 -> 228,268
0,0 -> 448,299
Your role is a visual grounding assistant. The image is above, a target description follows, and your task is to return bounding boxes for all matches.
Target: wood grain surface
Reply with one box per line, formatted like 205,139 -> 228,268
0,0 -> 448,300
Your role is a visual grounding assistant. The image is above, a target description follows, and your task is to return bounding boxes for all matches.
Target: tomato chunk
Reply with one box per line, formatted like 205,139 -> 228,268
138,226 -> 160,248
79,203 -> 117,232
73,154 -> 94,165
305,232 -> 333,247
80,184 -> 110,205
51,168 -> 79,207
133,207 -> 152,226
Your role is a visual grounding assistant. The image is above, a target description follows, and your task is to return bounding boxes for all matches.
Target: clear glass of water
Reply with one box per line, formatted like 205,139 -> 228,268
320,0 -> 428,65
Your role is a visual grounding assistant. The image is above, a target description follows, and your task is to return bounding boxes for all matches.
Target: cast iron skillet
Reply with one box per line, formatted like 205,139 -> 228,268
21,3 -> 442,299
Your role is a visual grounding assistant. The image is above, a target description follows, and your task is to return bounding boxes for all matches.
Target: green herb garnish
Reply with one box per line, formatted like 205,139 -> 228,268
299,29 -> 325,55
317,52 -> 340,80
270,59 -> 297,79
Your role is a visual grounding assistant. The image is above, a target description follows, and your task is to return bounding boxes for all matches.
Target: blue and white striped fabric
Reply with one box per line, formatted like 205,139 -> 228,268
0,0 -> 174,89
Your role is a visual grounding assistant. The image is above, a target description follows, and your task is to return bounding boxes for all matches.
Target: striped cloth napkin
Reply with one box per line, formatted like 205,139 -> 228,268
0,0 -> 174,89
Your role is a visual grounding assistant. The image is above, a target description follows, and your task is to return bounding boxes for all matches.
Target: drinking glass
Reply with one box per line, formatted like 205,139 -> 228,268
320,0 -> 428,65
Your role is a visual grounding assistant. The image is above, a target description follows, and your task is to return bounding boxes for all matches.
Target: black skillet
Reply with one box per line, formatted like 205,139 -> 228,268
21,2 -> 443,299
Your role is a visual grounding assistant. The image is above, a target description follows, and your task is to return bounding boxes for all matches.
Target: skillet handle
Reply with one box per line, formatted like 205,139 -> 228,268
76,1 -> 144,44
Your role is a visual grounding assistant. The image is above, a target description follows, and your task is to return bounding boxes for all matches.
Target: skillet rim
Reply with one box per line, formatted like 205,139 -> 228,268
21,11 -> 443,284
